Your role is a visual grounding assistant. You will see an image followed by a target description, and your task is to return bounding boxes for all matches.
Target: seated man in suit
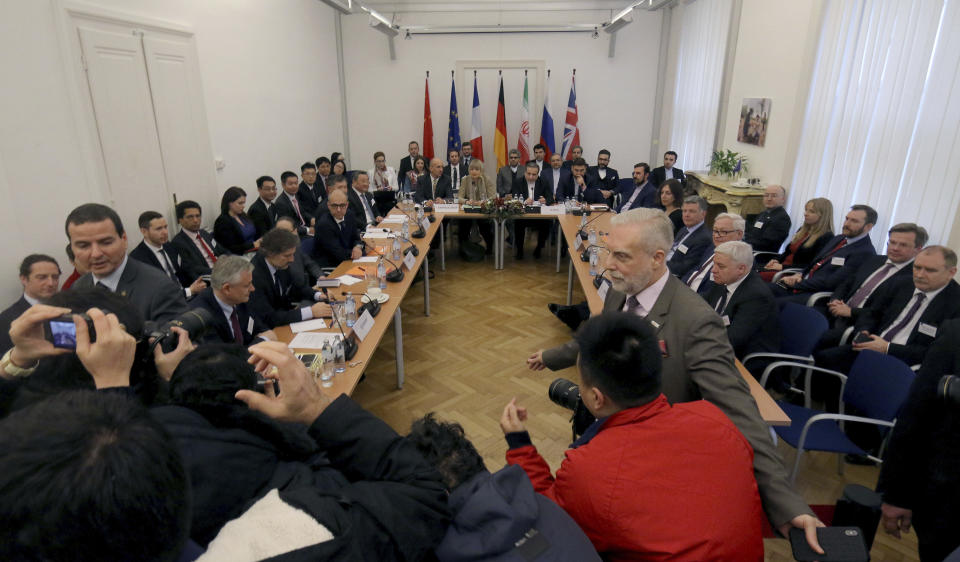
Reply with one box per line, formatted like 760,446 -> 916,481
67,203 -> 188,327
541,153 -> 571,203
315,156 -> 332,194
681,212 -> 745,296
443,149 -> 468,195
171,200 -> 227,280
526,208 -> 822,547
273,171 -> 313,237
248,175 -> 279,238
557,158 -> 604,203
825,222 -> 926,328
706,241 -> 780,364
130,211 -> 206,300
0,255 -> 60,355
666,196 -> 712,277
297,161 -> 324,217
275,216 -> 324,286
649,150 -> 685,188
496,149 -> 523,197
312,189 -> 364,268
190,255 -> 275,345
511,313 -> 765,560
414,158 -> 452,205
616,162 -> 658,212
560,145 -> 583,170
773,204 -> 878,301
511,162 -> 553,260
347,171 -> 382,229
585,149 -> 619,202
249,229 -> 331,328
744,185 -> 792,253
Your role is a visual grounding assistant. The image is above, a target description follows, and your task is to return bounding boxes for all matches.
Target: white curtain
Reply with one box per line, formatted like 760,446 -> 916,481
790,0 -> 960,248
667,0 -> 734,171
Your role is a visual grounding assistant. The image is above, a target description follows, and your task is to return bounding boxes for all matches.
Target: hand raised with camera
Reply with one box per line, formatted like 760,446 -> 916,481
7,304 -> 74,368
235,341 -> 332,425
152,327 -> 196,381
76,308 -> 136,389
499,397 -> 528,434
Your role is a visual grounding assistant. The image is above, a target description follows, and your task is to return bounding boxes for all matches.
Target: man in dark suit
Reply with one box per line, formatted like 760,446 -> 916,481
460,143 -> 474,167
189,256 -> 275,345
171,200 -> 227,280
616,163 -> 658,212
347,171 -> 382,229
297,161 -> 324,217
312,189 -> 364,268
0,255 -> 61,355
825,223 -> 926,328
67,203 -> 188,328
248,175 -> 280,239
681,213 -> 745,296
414,158 -> 452,205
275,217 -> 324,286
272,171 -> 313,237
129,211 -> 206,299
315,156 -> 332,196
248,228 -> 331,328
557,158 -> 603,203
773,205 -> 878,301
744,185 -> 792,253
706,241 -> 780,361
511,162 -> 553,259
541,153 -> 571,203
496,149 -> 523,197
443,149 -> 468,194
815,246 -> 960,372
560,145 -> 583,170
649,150 -> 685,188
526,207 -> 822,544
585,149 -> 619,202
531,144 -> 547,175
666,196 -> 713,277
396,140 -> 421,189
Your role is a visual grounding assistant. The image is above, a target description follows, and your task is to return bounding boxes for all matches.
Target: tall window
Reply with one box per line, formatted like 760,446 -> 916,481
790,0 -> 960,246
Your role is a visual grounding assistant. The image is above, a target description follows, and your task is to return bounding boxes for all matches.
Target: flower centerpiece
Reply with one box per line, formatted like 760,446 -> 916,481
480,197 -> 526,220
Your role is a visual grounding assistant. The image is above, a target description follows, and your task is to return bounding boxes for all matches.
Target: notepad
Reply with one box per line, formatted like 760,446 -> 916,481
289,318 -> 328,333
288,332 -> 341,349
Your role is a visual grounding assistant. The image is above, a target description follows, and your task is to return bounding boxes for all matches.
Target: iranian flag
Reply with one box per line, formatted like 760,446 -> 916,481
516,74 -> 530,163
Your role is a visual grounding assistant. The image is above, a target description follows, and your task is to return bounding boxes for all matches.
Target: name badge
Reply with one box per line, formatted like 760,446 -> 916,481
353,309 -> 375,342
753,221 -> 764,229
597,280 -> 609,300
722,315 -> 731,327
678,244 -> 689,255
575,236 -> 584,250
831,257 -> 846,266
918,322 -> 938,337
247,317 -> 254,334
421,218 -> 431,232
403,250 -> 416,270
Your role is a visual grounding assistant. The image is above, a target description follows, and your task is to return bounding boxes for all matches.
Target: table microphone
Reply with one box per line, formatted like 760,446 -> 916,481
328,303 -> 358,361
393,233 -> 420,256
362,242 -> 405,283
576,208 -> 611,240
593,267 -> 610,289
580,244 -> 605,263
398,208 -> 427,238
344,292 -> 381,318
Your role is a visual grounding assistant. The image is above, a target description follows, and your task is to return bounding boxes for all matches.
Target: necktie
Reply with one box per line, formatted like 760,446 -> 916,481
290,195 -> 306,225
625,295 -> 644,316
431,177 -> 437,199
847,263 -> 895,308
274,272 -> 284,297
361,193 -> 375,224
196,233 -> 217,266
881,293 -> 926,342
452,167 -> 459,189
96,281 -> 111,292
158,249 -> 178,282
807,238 -> 847,276
623,184 -> 642,211
667,228 -> 689,259
715,289 -> 729,314
230,308 -> 243,344
687,255 -> 715,289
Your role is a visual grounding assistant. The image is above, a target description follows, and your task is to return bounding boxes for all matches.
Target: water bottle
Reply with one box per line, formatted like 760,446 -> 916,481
345,293 -> 357,327
392,237 -> 402,261
401,219 -> 410,240
588,227 -> 597,247
320,340 -> 334,387
377,259 -> 387,289
580,212 -> 587,229
416,205 -> 425,221
333,336 -> 346,373
589,247 -> 598,276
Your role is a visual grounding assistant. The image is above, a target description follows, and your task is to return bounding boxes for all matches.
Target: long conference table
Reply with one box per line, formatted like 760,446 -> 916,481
277,204 -> 790,426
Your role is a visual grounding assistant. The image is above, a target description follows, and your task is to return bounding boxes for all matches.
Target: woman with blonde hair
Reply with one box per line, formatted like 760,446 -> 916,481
760,197 -> 834,281
457,159 -> 495,255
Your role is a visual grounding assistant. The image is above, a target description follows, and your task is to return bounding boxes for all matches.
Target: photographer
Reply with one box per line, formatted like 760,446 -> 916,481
504,312 -> 766,560
878,317 -> 960,560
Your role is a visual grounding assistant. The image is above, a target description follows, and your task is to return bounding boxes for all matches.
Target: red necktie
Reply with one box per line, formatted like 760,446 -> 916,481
807,239 -> 847,276
290,195 -> 306,225
197,233 -> 217,264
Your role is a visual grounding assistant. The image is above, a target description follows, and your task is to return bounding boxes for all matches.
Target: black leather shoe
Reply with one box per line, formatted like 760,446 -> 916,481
555,305 -> 583,331
548,303 -> 560,316
844,454 -> 878,466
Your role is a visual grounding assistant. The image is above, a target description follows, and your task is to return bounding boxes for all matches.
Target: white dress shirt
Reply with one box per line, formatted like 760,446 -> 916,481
92,256 -> 128,292
883,285 -> 947,346
368,167 -> 399,191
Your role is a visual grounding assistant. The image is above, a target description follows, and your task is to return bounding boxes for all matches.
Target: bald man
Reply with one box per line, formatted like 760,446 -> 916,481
744,185 -> 792,253
414,158 -> 452,205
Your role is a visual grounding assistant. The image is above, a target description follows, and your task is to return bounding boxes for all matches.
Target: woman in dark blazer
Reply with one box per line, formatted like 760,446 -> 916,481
213,187 -> 259,255
659,179 -> 684,235
759,197 -> 834,281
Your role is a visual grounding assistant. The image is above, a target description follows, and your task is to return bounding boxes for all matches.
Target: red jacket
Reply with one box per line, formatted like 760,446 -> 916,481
506,395 -> 764,561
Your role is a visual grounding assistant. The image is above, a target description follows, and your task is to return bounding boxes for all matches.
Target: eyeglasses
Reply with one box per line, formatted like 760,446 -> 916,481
329,203 -> 348,209
712,229 -> 740,236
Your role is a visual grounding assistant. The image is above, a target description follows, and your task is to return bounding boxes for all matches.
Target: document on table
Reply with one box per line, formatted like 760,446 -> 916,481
363,231 -> 392,239
289,318 -> 327,333
337,274 -> 363,285
287,332 -> 341,349
381,215 -> 407,224
353,256 -> 379,263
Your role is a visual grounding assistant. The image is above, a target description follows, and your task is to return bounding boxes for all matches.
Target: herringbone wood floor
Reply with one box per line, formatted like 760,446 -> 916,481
351,237 -> 921,561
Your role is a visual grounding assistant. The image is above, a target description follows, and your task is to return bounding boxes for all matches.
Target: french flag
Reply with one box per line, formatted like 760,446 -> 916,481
469,74 -> 484,162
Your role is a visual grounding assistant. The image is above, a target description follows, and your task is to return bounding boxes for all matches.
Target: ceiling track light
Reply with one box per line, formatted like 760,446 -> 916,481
317,0 -> 352,15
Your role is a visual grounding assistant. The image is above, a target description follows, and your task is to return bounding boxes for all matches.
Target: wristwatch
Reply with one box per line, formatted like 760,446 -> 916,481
1,348 -> 38,378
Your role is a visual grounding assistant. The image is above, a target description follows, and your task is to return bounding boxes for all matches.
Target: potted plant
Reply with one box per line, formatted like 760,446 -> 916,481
709,149 -> 749,178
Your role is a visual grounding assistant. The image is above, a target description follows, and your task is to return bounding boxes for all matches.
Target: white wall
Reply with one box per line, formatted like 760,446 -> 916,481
0,0 -> 344,303
339,9 -> 662,180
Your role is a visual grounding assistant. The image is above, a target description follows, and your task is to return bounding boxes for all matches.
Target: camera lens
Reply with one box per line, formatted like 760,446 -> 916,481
152,309 -> 213,353
548,378 -> 582,411
939,375 -> 960,406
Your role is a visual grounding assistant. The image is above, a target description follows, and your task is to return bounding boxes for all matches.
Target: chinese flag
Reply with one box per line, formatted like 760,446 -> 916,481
494,76 -> 507,168
423,76 -> 434,160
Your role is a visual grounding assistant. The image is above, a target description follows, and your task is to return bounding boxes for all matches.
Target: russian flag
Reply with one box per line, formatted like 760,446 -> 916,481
539,73 -> 555,159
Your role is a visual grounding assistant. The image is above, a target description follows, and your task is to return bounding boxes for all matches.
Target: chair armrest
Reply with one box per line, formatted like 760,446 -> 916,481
805,292 -> 833,307
838,326 -> 856,346
796,413 -> 897,453
743,352 -> 814,367
753,251 -> 780,262
759,360 -> 846,388
773,268 -> 803,283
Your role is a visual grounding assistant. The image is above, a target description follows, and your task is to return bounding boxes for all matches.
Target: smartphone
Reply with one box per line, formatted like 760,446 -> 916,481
42,314 -> 95,350
297,353 -> 317,366
852,332 -> 872,345
789,527 -> 869,562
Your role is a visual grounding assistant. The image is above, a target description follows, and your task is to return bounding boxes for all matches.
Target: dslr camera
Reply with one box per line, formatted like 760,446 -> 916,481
44,309 -> 213,354
548,378 -> 598,439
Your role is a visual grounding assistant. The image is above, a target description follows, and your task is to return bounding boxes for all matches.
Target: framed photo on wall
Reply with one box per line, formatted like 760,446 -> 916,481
737,98 -> 771,147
